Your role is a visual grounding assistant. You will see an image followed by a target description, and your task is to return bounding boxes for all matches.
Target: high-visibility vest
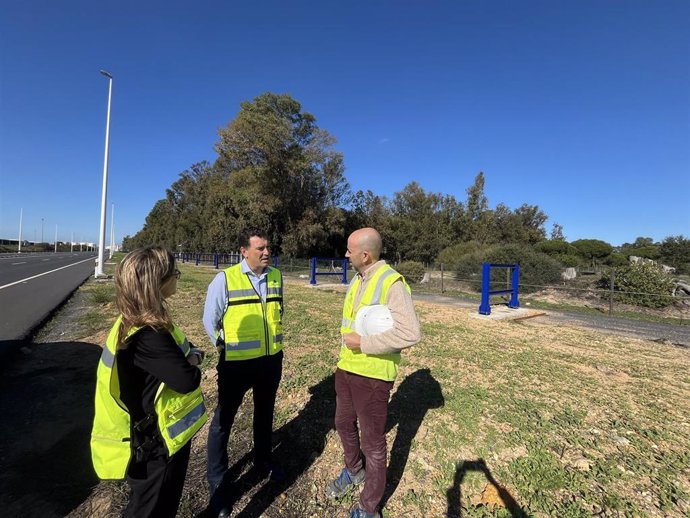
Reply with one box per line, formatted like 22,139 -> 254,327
219,264 -> 283,361
338,263 -> 411,381
90,317 -> 208,480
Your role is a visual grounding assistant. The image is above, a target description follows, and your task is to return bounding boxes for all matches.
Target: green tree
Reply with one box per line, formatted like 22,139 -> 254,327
571,239 -> 613,267
461,171 -> 492,243
214,92 -> 350,254
550,223 -> 565,241
658,235 -> 690,274
389,182 -> 461,263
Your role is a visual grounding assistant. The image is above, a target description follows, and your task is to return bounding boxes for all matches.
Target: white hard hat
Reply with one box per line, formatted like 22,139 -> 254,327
354,305 -> 394,337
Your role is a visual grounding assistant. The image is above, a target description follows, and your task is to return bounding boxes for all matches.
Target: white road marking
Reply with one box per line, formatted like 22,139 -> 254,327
0,257 -> 95,290
12,262 -> 27,265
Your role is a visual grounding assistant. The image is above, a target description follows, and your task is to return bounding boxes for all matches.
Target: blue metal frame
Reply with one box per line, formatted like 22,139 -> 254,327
310,257 -> 349,285
174,252 -> 266,269
478,263 -> 520,315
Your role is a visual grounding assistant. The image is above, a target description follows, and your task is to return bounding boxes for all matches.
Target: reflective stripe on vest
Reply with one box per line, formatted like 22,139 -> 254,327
337,264 -> 411,381
220,264 -> 284,361
167,400 -> 207,439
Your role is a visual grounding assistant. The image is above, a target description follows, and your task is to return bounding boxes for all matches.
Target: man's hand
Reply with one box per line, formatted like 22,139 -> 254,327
343,332 -> 362,351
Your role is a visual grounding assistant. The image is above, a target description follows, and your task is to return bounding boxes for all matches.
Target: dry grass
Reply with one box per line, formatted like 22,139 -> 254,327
52,262 -> 690,517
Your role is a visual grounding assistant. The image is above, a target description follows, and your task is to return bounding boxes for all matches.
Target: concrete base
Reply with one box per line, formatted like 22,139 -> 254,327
471,305 -> 533,321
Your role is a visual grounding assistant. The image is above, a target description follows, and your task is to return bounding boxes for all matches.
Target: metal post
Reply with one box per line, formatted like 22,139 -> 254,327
479,263 -> 492,315
310,257 -> 317,285
342,258 -> 348,284
109,203 -> 115,259
17,208 -> 23,253
440,263 -> 444,293
71,232 -> 74,253
54,224 -> 58,253
96,69 -> 113,277
509,264 -> 520,308
609,269 -> 615,315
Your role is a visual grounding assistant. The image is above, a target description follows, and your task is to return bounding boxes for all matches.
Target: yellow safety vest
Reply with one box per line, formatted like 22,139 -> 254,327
338,264 -> 411,381
91,317 -> 208,480
219,264 -> 283,361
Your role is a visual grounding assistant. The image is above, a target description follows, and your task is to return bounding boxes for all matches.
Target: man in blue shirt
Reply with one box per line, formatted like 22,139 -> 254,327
202,228 -> 284,517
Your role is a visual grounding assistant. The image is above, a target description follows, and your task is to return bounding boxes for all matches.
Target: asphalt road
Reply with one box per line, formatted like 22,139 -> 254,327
0,252 -> 96,349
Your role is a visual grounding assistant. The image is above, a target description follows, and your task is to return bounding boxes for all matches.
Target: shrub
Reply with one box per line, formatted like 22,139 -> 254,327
455,244 -> 562,293
90,283 -> 115,305
558,254 -> 582,268
598,262 -> 675,308
604,253 -> 629,267
436,241 -> 484,270
396,261 -> 426,284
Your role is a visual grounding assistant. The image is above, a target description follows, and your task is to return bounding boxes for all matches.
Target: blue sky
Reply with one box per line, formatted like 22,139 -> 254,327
1,0 -> 688,247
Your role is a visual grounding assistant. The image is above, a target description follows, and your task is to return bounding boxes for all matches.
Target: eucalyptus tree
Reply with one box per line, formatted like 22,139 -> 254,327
214,92 -> 350,254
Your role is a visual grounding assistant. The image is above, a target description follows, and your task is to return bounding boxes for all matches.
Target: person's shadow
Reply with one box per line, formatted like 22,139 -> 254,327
208,373 -> 336,518
0,341 -> 101,517
446,458 -> 528,517
380,368 -> 444,508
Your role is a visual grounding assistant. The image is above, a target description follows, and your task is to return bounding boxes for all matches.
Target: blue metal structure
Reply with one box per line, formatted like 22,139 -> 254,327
174,252 -> 275,269
310,257 -> 349,285
478,263 -> 520,315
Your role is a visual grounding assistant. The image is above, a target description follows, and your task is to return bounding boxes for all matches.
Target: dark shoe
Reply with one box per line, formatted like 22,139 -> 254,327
208,478 -> 231,517
349,506 -> 381,518
325,467 -> 365,499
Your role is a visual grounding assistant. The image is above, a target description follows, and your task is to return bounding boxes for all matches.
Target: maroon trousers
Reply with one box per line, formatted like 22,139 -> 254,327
334,368 -> 393,514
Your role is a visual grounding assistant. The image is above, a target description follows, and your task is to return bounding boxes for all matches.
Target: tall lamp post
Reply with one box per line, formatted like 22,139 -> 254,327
96,69 -> 113,277
109,203 -> 115,259
18,208 -> 23,253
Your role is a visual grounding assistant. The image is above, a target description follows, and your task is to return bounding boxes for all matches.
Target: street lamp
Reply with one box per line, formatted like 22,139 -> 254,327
96,69 -> 113,277
18,208 -> 23,253
109,203 -> 115,259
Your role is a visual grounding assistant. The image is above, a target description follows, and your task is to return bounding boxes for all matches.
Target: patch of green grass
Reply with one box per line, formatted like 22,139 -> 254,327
50,264 -> 690,518
89,283 -> 115,305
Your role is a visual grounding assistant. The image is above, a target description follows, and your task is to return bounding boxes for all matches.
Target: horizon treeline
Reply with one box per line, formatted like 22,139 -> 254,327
122,92 -> 687,271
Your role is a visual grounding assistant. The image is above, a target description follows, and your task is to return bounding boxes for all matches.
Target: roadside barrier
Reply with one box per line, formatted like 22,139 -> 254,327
310,257 -> 349,285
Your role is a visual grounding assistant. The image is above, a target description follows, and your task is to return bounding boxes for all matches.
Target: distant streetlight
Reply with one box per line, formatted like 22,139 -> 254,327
18,208 -> 23,253
54,224 -> 58,253
41,217 -> 44,248
96,69 -> 113,277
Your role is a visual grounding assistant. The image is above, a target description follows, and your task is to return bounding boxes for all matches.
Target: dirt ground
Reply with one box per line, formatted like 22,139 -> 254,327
2,276 -> 688,518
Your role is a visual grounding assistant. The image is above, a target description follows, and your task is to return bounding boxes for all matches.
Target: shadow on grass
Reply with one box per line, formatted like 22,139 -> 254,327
381,368 -> 445,509
205,368 -> 446,517
0,340 -> 101,517
446,458 -> 528,518
205,373 -> 336,518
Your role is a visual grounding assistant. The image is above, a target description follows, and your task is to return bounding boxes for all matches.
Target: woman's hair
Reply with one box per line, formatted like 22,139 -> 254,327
114,246 -> 176,348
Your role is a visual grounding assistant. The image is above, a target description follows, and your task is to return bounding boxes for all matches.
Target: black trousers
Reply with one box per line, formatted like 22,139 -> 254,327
207,351 -> 283,489
124,441 -> 191,518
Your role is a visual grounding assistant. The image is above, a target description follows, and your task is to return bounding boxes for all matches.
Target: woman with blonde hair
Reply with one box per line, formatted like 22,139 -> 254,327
91,246 -> 207,518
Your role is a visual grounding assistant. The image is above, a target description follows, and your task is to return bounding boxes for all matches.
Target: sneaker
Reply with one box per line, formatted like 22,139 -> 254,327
350,506 -> 381,518
324,467 -> 365,499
